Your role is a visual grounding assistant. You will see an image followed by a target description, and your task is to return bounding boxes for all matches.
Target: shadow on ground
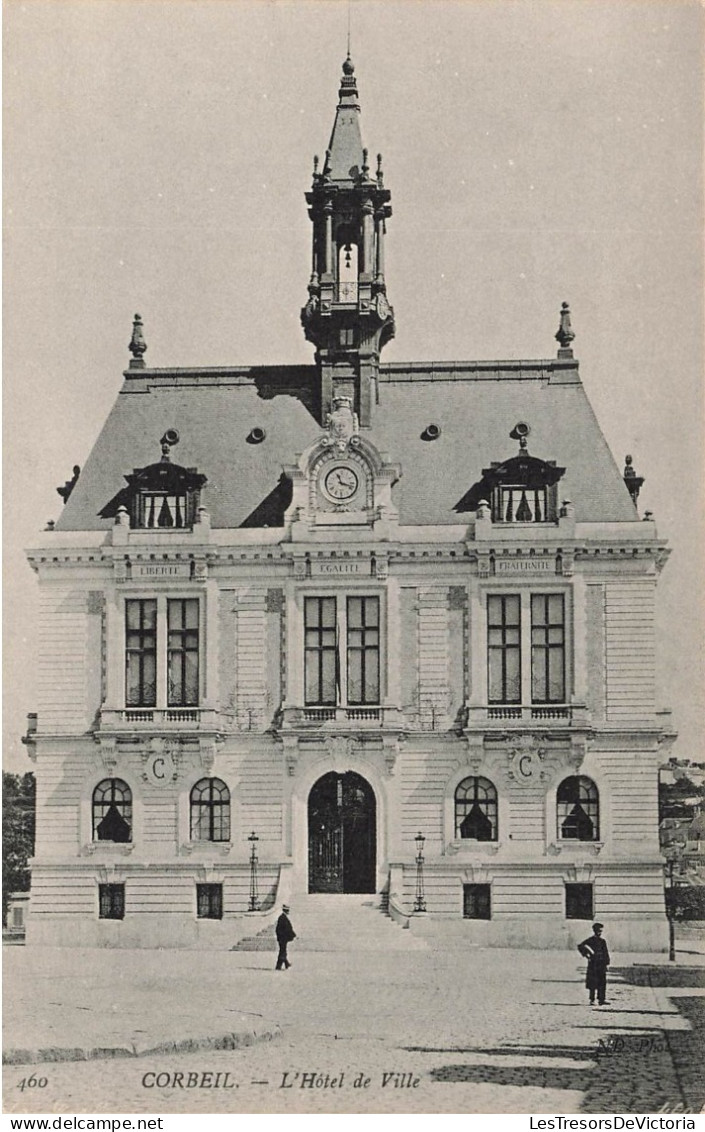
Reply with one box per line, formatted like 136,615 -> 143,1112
426,967 -> 705,1113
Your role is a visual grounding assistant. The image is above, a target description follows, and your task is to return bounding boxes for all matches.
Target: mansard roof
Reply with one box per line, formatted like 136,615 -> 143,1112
54,358 -> 639,532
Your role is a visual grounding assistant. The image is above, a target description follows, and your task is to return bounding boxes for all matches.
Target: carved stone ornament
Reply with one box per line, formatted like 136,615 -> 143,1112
87,591 -> 104,615
565,862 -> 596,884
328,734 -> 354,769
198,738 -> 217,774
282,736 -> 299,777
142,737 -> 181,787
382,735 -> 401,776
568,737 -> 588,773
463,736 -> 485,776
558,550 -> 575,577
477,552 -> 491,578
461,865 -> 491,885
98,737 -> 118,775
323,396 -> 359,451
373,554 -> 389,580
507,743 -> 548,787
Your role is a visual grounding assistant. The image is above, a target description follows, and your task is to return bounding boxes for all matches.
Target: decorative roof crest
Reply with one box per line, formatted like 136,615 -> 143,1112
129,313 -> 147,367
555,301 -> 575,357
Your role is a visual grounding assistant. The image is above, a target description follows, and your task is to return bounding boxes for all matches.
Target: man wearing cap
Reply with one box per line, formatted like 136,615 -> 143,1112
577,922 -> 610,1005
275,904 -> 296,971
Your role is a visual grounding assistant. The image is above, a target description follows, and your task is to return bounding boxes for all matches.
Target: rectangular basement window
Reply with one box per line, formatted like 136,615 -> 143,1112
197,883 -> 223,920
565,883 -> 594,920
463,883 -> 491,920
99,883 -> 125,920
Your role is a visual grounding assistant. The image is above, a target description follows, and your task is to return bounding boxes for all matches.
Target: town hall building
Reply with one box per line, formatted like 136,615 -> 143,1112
24,55 -> 673,950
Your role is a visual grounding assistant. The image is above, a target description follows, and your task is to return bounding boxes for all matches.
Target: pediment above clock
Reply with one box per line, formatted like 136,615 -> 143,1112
282,415 -> 401,534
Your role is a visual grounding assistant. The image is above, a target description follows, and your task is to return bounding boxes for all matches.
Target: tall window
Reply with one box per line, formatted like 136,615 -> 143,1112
190,778 -> 231,842
126,600 -> 157,707
455,776 -> 498,841
531,594 -> 565,703
488,595 -> 521,704
557,776 -> 599,841
93,779 -> 132,842
346,597 -> 380,705
305,597 -> 337,705
487,593 -> 568,705
304,596 -> 380,706
124,597 -> 201,708
167,599 -> 199,706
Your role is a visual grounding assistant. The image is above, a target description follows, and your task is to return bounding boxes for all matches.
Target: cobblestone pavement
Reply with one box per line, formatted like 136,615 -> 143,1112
4,945 -> 704,1115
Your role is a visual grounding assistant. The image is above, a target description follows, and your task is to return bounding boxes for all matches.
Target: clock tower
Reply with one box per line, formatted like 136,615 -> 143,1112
301,55 -> 395,427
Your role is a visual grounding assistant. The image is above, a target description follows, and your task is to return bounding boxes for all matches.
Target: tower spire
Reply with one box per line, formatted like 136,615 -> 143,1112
301,56 -> 395,427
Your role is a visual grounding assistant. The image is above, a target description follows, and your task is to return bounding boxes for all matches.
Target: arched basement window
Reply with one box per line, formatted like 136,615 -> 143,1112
93,779 -> 133,842
455,776 -> 498,841
190,778 -> 231,842
557,775 -> 599,841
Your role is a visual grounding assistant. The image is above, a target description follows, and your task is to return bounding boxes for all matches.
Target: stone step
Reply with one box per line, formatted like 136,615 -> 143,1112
232,896 -> 427,952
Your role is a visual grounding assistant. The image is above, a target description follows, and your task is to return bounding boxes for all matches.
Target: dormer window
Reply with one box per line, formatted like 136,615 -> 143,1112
98,431 -> 207,530
498,486 -> 548,524
455,424 -> 566,524
136,491 -> 188,529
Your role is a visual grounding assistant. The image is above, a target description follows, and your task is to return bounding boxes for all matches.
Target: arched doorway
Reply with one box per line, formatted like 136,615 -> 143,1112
308,771 -> 376,893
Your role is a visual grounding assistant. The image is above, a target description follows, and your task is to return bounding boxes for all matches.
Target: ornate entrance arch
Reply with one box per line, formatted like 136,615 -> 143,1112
308,771 -> 376,893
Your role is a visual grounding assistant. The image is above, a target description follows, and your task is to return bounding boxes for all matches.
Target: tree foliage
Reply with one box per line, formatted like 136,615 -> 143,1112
2,772 -> 36,926
659,774 -> 705,821
665,885 -> 705,921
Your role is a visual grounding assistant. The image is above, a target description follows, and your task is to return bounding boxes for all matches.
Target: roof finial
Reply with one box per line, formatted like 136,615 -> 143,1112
623,454 -> 645,506
555,300 -> 575,357
129,313 -> 147,368
347,0 -> 352,60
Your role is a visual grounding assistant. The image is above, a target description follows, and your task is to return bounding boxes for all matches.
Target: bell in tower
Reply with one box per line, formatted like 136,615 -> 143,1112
301,55 -> 395,427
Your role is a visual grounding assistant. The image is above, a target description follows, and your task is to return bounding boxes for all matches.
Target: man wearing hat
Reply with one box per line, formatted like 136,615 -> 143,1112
275,904 -> 296,971
577,922 -> 610,1005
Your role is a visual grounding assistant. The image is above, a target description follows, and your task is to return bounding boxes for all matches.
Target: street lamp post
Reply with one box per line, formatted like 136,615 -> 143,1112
414,831 -> 426,913
248,830 -> 259,912
667,858 -> 676,962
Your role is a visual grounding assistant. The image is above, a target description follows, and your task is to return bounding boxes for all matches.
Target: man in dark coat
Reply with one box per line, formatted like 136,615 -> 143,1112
578,922 -> 610,1005
275,904 -> 296,970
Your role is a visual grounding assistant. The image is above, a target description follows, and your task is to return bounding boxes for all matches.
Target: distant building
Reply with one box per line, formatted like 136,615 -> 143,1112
5,893 -> 29,939
24,55 -> 673,950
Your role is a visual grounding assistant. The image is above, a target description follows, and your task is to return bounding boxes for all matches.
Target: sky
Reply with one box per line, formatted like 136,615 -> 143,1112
3,0 -> 703,771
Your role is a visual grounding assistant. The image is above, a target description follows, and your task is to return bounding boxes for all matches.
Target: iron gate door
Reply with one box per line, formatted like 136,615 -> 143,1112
308,771 -> 376,893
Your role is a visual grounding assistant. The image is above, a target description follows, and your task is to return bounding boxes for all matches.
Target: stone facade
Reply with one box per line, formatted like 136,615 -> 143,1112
23,57 -> 673,951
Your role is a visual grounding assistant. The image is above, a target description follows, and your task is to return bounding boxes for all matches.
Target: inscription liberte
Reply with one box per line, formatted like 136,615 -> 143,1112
134,564 -> 190,578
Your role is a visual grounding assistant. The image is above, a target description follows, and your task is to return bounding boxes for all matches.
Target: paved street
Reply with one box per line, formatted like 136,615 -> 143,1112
3,938 -> 704,1115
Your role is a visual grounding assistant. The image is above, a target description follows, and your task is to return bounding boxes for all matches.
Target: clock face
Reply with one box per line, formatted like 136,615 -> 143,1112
323,465 -> 359,501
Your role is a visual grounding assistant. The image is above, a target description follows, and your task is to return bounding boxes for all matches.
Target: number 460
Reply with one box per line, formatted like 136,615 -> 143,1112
18,1075 -> 48,1091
